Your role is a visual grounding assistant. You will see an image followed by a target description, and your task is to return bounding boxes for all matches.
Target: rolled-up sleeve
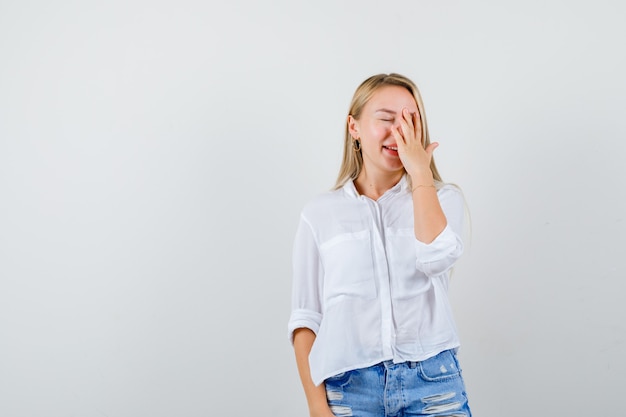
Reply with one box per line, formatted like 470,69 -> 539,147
288,214 -> 324,344
414,186 -> 465,277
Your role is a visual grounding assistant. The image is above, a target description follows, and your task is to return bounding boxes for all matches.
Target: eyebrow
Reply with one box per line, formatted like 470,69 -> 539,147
374,108 -> 397,115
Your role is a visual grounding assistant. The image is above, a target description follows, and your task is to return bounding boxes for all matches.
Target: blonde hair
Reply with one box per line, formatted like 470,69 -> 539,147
334,73 -> 443,189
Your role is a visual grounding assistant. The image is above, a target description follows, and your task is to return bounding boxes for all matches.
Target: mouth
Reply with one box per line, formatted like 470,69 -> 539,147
383,145 -> 398,151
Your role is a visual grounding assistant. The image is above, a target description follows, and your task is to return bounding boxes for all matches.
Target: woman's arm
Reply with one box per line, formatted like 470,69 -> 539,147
392,108 -> 447,243
293,328 -> 335,417
410,172 -> 447,243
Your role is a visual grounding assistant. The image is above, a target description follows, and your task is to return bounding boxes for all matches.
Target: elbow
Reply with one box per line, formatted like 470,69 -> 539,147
287,309 -> 322,344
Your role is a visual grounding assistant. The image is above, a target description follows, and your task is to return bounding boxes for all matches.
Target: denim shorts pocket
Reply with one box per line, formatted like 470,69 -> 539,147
418,350 -> 462,382
324,370 -> 353,388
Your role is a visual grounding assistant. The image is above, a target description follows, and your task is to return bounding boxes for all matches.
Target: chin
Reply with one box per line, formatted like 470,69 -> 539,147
385,163 -> 405,172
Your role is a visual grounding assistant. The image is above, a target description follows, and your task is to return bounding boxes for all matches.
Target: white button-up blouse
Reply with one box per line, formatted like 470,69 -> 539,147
288,175 -> 466,386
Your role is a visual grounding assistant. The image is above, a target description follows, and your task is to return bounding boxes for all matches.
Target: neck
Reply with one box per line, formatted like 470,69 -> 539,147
354,169 -> 404,200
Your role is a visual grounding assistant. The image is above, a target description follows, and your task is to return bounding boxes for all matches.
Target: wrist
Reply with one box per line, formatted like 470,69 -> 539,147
411,183 -> 435,193
409,173 -> 434,188
408,169 -> 434,184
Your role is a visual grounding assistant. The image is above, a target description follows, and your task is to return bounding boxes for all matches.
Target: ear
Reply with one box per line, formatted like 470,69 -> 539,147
347,115 -> 359,139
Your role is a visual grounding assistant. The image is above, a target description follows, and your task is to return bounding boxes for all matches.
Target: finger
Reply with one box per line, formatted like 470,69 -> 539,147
399,109 -> 414,143
425,142 -> 439,157
414,113 -> 423,146
391,124 -> 406,146
404,108 -> 414,131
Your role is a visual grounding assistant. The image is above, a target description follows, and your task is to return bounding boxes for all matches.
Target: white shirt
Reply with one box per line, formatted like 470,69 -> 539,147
288,175 -> 466,386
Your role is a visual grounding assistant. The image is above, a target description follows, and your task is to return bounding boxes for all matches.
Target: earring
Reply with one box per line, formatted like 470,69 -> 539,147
352,139 -> 361,152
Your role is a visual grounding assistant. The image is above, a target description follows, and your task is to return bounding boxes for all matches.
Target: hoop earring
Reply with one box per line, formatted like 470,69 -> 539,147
352,139 -> 361,152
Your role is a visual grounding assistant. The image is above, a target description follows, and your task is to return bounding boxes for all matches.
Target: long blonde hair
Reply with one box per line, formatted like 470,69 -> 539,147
334,73 -> 442,189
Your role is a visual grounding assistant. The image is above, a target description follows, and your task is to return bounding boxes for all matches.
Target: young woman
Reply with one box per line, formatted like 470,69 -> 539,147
288,73 -> 472,417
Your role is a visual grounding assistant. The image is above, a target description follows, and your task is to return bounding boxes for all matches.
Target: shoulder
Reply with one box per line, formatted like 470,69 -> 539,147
436,182 -> 465,208
301,188 -> 349,220
437,182 -> 463,197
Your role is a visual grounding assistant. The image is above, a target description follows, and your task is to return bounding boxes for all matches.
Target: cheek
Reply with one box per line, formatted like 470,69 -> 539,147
369,124 -> 391,139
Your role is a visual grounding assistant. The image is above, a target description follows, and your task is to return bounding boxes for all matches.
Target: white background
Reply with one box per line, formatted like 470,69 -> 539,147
1,1 -> 625,416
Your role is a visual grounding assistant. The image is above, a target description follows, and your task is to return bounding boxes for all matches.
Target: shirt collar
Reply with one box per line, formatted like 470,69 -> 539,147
342,174 -> 409,200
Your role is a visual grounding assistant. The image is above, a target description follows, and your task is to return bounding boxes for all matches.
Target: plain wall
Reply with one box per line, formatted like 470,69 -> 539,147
1,0 -> 624,415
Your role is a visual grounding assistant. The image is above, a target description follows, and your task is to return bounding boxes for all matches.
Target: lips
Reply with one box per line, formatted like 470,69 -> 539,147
383,145 -> 398,151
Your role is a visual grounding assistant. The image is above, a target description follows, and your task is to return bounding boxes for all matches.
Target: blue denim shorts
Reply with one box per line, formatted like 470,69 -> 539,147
324,350 -> 472,417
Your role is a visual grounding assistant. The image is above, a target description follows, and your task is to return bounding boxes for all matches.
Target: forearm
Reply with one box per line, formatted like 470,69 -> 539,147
293,328 -> 334,417
410,171 -> 447,243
